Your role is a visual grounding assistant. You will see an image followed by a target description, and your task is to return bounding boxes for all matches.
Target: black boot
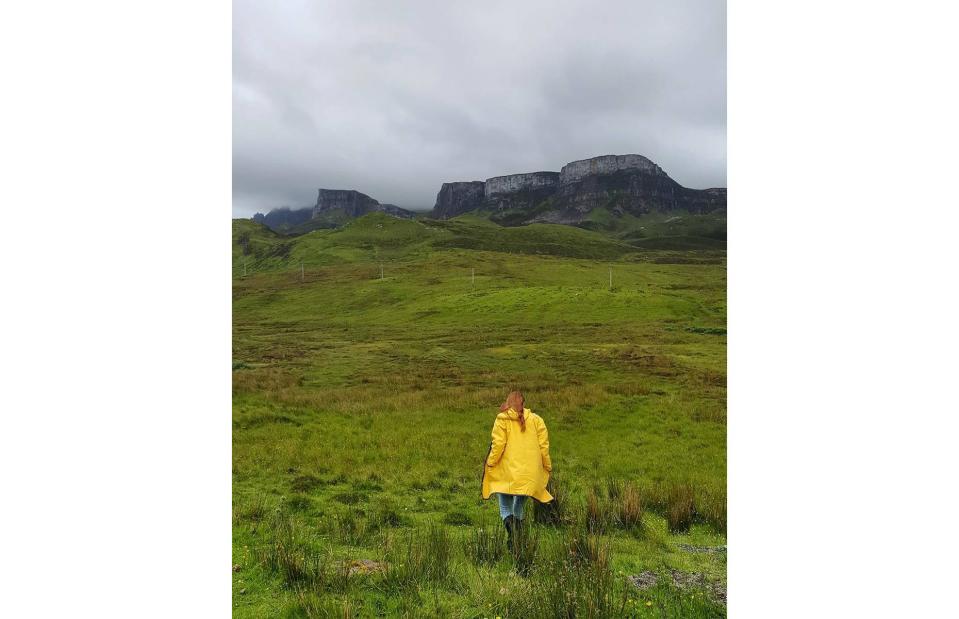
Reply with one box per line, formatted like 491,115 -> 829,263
503,515 -> 514,552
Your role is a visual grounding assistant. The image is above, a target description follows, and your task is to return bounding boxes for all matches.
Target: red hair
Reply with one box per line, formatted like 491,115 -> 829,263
499,390 -> 526,432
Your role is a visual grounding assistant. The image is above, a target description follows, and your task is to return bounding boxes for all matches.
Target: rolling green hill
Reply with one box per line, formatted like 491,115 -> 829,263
232,213 -> 727,617
232,212 -> 725,278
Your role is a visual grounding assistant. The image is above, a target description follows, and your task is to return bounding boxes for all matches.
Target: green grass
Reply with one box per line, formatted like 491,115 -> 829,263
233,213 -> 726,616
579,208 -> 727,248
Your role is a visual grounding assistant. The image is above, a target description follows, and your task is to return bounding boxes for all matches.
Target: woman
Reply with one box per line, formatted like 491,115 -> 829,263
481,390 -> 553,549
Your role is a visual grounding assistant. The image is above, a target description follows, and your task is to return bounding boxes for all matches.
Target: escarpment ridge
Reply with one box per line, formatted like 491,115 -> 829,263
432,154 -> 725,224
250,153 -> 724,235
254,188 -> 415,233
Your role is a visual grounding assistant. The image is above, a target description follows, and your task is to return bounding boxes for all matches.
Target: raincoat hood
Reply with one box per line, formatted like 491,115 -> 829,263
482,408 -> 553,502
496,407 -> 530,421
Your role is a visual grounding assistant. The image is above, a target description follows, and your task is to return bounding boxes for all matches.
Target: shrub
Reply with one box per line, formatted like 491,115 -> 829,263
331,492 -> 365,505
698,486 -> 727,533
289,591 -> 356,619
371,505 -> 404,529
565,526 -> 609,571
511,519 -> 540,576
443,510 -> 473,526
605,478 -> 622,501
616,481 -> 644,532
462,525 -> 506,566
290,475 -> 324,493
585,486 -> 609,535
685,326 -> 727,335
506,532 -> 620,617
235,494 -> 269,524
384,524 -> 452,590
692,403 -> 727,423
667,483 -> 695,533
260,515 -> 330,588
533,476 -> 565,526
286,495 -> 313,513
319,511 -> 381,547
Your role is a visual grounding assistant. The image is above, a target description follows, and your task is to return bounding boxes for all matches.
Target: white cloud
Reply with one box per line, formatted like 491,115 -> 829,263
233,0 -> 726,216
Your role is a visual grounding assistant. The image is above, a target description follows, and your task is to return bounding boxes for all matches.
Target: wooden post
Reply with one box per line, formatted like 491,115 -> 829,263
243,262 -> 246,277
380,263 -> 384,279
609,267 -> 612,291
471,267 -> 475,288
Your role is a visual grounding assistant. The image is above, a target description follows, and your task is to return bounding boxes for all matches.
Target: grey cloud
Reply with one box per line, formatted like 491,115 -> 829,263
233,0 -> 726,216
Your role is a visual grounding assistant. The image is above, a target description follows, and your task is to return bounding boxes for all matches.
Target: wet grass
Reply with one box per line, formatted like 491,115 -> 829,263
232,215 -> 725,616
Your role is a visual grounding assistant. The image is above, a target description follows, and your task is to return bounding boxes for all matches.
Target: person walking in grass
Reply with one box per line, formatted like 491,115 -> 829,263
481,390 -> 553,551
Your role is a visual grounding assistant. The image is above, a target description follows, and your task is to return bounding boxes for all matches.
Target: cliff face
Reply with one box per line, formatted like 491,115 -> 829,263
433,181 -> 485,219
430,154 -> 725,224
315,189 -> 381,218
485,172 -> 559,197
558,154 -> 664,184
313,188 -> 415,220
484,172 -> 560,213
255,188 -> 415,233
552,155 -> 685,218
252,206 -> 314,232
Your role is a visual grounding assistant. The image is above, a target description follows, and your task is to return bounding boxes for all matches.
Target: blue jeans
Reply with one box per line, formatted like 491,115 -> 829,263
497,493 -> 527,521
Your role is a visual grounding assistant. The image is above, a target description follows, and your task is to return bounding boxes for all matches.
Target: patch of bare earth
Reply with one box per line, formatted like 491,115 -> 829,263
628,569 -> 726,605
344,559 -> 387,576
676,544 -> 726,554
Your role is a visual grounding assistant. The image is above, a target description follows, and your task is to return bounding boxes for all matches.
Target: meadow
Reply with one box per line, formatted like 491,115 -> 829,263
232,213 -> 727,617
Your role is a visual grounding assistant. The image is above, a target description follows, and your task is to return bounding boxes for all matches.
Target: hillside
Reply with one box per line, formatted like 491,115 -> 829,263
233,211 -> 726,279
232,214 -> 727,616
233,212 -> 658,276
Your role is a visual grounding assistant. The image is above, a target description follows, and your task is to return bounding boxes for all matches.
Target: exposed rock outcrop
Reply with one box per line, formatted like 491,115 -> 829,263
252,206 -> 314,232
559,154 -> 665,184
552,155 -> 690,219
433,181 -> 485,219
254,188 -> 415,233
483,172 -> 560,214
430,154 -> 726,224
485,172 -> 559,197
485,172 -> 560,213
313,189 -> 414,219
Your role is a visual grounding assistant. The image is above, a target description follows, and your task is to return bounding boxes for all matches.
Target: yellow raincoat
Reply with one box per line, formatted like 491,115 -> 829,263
481,408 -> 553,502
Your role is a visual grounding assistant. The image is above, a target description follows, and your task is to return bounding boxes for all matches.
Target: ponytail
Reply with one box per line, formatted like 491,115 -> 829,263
503,390 -> 527,432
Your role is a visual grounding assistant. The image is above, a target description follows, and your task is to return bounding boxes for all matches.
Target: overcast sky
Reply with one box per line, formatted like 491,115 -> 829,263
233,0 -> 725,216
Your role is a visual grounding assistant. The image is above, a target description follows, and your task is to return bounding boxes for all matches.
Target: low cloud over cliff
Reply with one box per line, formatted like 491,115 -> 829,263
233,0 -> 726,217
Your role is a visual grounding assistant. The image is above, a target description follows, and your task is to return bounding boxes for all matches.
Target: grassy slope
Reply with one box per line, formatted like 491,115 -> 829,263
579,208 -> 727,249
233,213 -> 726,617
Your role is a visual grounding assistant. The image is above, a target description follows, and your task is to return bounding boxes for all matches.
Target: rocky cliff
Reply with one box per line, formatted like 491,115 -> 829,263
313,189 -> 414,220
252,206 -> 314,232
433,181 -> 485,220
430,154 -> 725,224
485,172 -> 560,197
558,154 -> 664,184
254,188 -> 415,233
483,172 -> 560,214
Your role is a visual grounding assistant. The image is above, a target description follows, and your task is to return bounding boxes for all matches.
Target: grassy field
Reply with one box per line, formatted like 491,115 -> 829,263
232,213 -> 727,617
